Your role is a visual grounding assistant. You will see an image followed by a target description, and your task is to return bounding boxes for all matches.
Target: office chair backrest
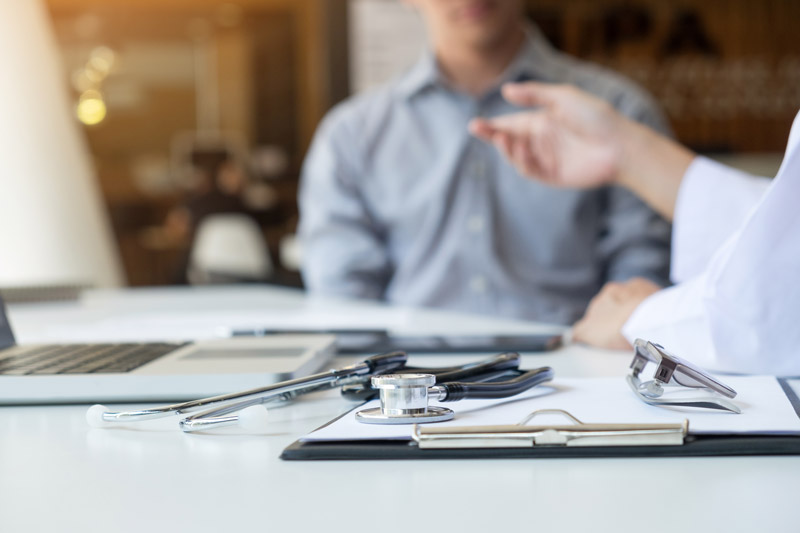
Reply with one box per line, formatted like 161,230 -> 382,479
187,213 -> 273,284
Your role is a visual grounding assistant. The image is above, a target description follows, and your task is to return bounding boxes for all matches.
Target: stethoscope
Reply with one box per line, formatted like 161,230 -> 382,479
86,351 -> 553,432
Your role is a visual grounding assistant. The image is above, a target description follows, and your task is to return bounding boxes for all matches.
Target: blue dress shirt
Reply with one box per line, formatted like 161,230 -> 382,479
299,28 -> 672,325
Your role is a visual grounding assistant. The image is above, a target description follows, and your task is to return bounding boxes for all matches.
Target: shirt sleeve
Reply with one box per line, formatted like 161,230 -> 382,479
596,96 -> 672,287
297,112 -> 391,300
598,185 -> 672,286
670,156 -> 770,283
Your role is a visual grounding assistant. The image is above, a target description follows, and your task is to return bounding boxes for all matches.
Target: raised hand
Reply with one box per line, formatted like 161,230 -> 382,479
470,81 -> 695,220
469,82 -> 624,188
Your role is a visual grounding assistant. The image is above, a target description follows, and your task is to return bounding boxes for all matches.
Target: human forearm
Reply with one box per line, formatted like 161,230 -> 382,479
615,117 -> 696,222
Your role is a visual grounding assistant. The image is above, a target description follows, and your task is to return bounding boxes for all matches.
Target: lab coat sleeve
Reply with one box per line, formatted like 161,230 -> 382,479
621,275 -> 718,371
624,114 -> 800,375
670,157 -> 770,283
700,143 -> 800,375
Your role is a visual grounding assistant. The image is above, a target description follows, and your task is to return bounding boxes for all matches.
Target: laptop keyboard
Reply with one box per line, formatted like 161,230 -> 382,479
0,343 -> 187,375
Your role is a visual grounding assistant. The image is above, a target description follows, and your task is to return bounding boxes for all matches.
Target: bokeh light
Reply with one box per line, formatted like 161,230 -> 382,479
75,90 -> 107,125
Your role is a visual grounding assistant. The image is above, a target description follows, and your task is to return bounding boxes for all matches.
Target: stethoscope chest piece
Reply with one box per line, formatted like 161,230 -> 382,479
355,373 -> 455,425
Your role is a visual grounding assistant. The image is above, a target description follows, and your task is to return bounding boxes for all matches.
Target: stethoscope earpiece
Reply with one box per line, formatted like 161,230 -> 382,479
86,404 -> 112,428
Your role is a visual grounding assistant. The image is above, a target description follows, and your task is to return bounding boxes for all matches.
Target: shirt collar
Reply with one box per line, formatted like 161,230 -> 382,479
395,48 -> 439,100
396,24 -> 558,100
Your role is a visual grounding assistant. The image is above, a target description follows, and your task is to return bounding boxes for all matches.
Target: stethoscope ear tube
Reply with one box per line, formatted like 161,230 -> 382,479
420,352 -> 520,382
364,351 -> 409,374
340,352 -> 523,402
438,366 -> 554,402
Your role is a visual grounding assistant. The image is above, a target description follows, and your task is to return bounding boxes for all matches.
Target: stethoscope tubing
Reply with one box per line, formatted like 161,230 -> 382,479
181,352 -> 525,431
339,352 -> 523,402
431,366 -> 554,401
90,351 -> 550,432
96,351 -> 408,427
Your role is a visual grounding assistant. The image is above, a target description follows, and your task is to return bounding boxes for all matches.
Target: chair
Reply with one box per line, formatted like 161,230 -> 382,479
187,213 -> 273,284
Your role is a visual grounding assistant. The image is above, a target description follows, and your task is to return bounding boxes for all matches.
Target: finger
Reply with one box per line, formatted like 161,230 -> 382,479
493,129 -> 547,180
529,123 -> 556,181
536,119 -> 560,181
514,136 -> 543,178
483,113 -> 549,173
572,319 -> 588,343
594,284 -> 625,304
493,131 -> 514,161
481,112 -> 536,137
628,277 -> 660,291
501,82 -> 566,108
468,118 -> 496,141
511,137 -> 532,176
599,281 -> 623,296
572,320 -> 600,347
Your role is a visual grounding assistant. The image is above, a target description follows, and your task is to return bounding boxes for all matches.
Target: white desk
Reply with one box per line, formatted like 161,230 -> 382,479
1,286 -> 797,533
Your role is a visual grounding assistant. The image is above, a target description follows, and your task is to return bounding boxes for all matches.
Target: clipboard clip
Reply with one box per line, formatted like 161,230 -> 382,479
411,409 -> 688,449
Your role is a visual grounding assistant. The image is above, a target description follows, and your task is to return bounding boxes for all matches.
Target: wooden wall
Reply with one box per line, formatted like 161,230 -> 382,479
526,0 -> 800,152
42,0 -> 799,286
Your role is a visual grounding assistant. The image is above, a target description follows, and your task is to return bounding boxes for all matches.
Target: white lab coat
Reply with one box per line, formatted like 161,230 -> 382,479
622,111 -> 800,375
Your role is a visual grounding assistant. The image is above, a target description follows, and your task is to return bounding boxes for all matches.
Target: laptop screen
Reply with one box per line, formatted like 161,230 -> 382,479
0,295 -> 16,350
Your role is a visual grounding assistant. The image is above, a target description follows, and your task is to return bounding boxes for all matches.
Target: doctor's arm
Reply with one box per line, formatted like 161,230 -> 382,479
298,118 -> 391,300
470,82 -> 777,353
469,82 -> 695,221
469,83 -> 688,347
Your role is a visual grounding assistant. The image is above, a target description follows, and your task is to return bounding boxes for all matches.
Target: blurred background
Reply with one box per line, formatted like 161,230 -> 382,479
2,0 -> 799,296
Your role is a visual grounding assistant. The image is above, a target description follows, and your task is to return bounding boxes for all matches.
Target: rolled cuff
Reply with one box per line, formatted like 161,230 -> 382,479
621,276 -> 719,371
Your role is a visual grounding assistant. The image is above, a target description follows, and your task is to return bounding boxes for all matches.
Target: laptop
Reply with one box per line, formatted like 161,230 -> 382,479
0,294 -> 335,404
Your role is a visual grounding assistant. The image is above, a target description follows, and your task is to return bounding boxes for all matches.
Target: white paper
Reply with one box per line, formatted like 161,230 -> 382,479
302,376 -> 800,442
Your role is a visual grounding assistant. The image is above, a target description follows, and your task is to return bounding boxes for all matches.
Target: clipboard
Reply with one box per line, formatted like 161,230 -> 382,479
281,377 -> 800,460
281,433 -> 800,460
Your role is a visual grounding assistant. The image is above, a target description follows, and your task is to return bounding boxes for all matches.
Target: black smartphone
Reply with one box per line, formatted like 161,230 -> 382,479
233,328 -> 563,354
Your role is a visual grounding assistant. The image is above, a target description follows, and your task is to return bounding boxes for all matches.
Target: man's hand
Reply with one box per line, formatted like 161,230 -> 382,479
572,278 -> 661,350
469,82 -> 625,188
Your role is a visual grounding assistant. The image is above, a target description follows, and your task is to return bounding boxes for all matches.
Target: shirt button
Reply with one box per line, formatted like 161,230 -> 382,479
467,215 -> 484,233
469,275 -> 487,293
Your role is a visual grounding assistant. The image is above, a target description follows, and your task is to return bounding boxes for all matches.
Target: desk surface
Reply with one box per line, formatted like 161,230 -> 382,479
1,286 -> 797,533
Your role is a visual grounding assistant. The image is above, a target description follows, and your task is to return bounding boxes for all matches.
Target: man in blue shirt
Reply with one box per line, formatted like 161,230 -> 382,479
298,0 -> 671,325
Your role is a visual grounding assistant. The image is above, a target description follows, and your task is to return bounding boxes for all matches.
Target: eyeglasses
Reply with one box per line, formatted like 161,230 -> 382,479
627,339 -> 740,413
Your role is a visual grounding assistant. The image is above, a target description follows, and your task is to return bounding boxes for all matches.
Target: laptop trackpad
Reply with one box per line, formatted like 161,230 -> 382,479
133,335 -> 335,376
185,347 -> 309,359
